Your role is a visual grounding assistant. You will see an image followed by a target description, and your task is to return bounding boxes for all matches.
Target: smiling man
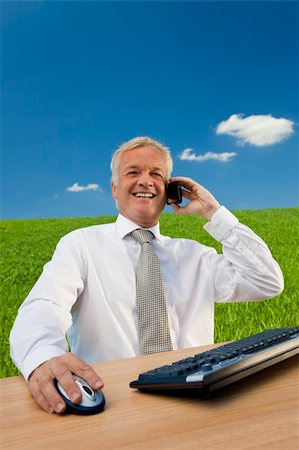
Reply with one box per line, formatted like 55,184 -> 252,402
111,144 -> 168,228
10,136 -> 284,414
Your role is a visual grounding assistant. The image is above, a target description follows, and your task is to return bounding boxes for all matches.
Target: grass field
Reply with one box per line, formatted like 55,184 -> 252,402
1,208 -> 298,378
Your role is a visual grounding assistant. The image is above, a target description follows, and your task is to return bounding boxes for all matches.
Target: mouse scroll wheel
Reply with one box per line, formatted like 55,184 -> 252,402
82,385 -> 93,396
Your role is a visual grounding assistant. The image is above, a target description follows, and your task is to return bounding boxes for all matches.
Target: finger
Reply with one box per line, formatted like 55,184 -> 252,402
31,359 -> 74,413
29,376 -> 52,413
53,353 -> 104,396
169,176 -> 197,191
181,189 -> 193,200
51,361 -> 83,405
29,374 -> 64,414
65,354 -> 104,391
36,369 -> 68,413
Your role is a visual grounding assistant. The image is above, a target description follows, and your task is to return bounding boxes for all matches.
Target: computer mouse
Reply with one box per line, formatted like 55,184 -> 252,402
55,375 -> 105,415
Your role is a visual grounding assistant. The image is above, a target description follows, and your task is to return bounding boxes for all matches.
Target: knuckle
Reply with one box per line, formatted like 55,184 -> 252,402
33,390 -> 53,413
29,383 -> 53,412
68,353 -> 91,373
38,374 -> 52,390
50,356 -> 72,379
28,379 -> 38,397
54,363 -> 69,377
78,361 -> 92,372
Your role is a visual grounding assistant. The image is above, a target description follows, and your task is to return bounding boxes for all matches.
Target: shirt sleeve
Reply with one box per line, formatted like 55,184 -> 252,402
203,206 -> 284,303
9,232 -> 86,381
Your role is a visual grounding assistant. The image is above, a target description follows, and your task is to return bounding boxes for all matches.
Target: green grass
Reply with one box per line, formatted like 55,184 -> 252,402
1,208 -> 298,378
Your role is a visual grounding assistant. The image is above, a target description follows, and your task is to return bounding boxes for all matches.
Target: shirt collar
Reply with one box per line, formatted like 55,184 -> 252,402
115,214 -> 162,241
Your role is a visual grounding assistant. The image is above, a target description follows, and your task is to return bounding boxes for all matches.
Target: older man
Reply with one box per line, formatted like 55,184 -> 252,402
10,136 -> 283,414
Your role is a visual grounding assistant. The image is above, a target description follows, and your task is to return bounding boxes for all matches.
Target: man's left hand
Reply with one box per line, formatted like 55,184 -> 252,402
169,176 -> 221,220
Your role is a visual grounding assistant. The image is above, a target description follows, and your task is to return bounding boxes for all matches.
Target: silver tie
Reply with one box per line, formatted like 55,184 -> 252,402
131,229 -> 173,355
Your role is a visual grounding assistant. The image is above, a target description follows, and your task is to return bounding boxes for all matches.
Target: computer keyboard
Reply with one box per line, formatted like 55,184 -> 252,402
130,327 -> 299,398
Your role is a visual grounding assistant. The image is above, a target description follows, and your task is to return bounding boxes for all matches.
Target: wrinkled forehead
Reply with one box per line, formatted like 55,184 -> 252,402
119,146 -> 169,172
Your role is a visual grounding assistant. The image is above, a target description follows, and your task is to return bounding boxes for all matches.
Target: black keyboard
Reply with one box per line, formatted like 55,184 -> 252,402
130,327 -> 299,398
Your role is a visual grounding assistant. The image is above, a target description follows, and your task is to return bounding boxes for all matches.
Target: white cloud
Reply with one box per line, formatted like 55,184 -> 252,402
216,114 -> 294,146
66,182 -> 101,192
179,148 -> 237,163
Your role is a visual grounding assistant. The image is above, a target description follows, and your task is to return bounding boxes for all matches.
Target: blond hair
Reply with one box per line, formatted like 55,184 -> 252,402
110,136 -> 173,183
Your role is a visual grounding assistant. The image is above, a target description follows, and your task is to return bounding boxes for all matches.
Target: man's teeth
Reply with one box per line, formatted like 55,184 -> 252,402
133,193 -> 155,198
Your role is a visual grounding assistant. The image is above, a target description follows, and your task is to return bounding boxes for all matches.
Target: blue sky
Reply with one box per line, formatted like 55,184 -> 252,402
1,1 -> 298,220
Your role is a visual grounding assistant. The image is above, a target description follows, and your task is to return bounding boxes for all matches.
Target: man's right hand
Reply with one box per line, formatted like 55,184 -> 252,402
28,353 -> 104,414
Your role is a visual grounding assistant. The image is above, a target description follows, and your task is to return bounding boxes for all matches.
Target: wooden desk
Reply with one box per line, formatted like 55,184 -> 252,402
1,345 -> 298,450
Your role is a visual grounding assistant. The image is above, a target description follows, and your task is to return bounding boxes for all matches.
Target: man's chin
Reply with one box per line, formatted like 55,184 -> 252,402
134,205 -> 156,219
121,207 -> 159,227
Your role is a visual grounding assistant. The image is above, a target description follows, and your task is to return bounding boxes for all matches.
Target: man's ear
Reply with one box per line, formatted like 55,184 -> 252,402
111,180 -> 117,199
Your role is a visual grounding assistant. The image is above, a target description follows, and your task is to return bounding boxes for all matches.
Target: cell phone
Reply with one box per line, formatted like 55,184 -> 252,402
166,181 -> 182,205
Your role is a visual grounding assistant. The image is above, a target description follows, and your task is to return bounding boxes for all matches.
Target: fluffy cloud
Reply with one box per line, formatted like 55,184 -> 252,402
216,114 -> 294,146
66,182 -> 101,192
179,148 -> 237,163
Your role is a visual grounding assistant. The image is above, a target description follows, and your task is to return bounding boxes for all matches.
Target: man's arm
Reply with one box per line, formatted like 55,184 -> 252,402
169,176 -> 284,301
10,232 -> 103,413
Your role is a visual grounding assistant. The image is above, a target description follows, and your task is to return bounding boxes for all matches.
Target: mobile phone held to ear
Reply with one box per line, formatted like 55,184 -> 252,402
166,181 -> 182,205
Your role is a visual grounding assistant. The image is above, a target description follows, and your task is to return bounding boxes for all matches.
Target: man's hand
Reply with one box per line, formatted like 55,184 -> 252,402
169,176 -> 221,220
28,353 -> 104,414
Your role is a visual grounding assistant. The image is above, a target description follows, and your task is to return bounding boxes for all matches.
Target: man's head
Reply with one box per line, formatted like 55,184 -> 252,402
111,136 -> 173,227
110,136 -> 173,183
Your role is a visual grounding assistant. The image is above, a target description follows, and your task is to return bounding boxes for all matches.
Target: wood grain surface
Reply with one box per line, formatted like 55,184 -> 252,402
1,345 -> 298,450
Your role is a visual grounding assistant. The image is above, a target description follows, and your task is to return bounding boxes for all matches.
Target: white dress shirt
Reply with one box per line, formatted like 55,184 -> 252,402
10,207 -> 284,380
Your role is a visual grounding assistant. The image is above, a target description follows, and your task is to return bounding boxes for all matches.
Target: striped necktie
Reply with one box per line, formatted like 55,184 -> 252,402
131,229 -> 173,355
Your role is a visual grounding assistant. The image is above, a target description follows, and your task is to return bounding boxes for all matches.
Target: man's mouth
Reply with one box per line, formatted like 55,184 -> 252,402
132,192 -> 156,198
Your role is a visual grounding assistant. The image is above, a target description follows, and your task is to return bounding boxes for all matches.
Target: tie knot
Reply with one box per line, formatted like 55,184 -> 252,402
131,229 -> 153,245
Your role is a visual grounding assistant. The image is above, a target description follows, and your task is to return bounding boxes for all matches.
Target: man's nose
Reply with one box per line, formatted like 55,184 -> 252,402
137,173 -> 154,186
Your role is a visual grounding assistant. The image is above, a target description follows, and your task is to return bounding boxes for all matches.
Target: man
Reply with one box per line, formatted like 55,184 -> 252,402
10,136 -> 284,414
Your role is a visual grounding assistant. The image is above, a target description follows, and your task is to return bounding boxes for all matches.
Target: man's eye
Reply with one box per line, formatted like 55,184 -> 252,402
152,172 -> 163,178
127,171 -> 138,175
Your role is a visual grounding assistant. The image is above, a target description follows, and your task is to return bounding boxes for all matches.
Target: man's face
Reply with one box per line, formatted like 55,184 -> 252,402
111,145 -> 168,227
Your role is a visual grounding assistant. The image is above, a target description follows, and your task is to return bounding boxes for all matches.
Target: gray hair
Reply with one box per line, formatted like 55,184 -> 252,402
110,136 -> 173,183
